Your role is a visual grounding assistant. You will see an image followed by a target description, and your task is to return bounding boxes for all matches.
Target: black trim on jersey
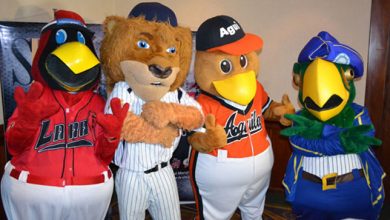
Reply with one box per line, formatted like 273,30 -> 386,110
262,97 -> 272,114
52,90 -> 68,179
127,87 -> 133,94
120,140 -> 126,164
37,140 -> 93,153
177,88 -> 183,103
51,90 -> 96,178
190,151 -> 205,220
72,92 -> 96,176
200,90 -> 253,115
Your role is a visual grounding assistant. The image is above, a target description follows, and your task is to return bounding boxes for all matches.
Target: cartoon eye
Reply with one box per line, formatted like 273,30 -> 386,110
137,40 -> 150,49
220,59 -> 232,74
55,29 -> 67,44
166,47 -> 176,54
239,55 -> 248,68
77,31 -> 86,44
293,73 -> 301,87
344,68 -> 354,81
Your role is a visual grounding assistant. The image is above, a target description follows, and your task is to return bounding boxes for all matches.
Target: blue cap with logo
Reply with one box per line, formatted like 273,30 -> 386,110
298,31 -> 364,78
128,2 -> 177,27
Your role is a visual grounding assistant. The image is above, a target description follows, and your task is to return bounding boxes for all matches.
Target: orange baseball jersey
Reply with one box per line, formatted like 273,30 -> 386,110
197,81 -> 272,158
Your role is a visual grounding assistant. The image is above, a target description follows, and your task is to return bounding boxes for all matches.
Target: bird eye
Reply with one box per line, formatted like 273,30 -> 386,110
166,47 -> 176,54
293,73 -> 301,87
77,31 -> 86,44
239,55 -> 248,68
220,59 -> 232,74
137,40 -> 150,49
55,29 -> 67,44
344,68 -> 354,81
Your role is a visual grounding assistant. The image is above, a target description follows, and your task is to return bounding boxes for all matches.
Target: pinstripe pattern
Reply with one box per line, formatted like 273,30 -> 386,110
302,154 -> 362,178
105,81 -> 201,220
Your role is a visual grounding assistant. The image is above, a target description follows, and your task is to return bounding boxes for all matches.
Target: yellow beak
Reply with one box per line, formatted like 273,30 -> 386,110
213,70 -> 257,105
51,42 -> 99,74
302,58 -> 349,121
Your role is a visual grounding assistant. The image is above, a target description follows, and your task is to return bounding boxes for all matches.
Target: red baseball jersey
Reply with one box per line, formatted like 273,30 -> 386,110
7,87 -> 109,179
197,81 -> 272,158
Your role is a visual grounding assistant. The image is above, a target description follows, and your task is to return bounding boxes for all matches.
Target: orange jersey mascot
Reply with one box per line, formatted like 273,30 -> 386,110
188,15 -> 294,220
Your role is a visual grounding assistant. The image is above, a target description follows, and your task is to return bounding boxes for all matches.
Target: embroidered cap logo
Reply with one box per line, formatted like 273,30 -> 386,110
220,21 -> 240,38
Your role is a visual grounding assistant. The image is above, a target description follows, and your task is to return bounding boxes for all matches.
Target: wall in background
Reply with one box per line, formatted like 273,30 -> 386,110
0,0 -> 372,124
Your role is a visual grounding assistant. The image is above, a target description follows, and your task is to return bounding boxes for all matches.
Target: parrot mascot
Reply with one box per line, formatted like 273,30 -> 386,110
282,31 -> 384,220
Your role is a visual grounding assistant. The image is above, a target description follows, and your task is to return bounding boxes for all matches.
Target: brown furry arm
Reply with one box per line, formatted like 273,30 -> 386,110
122,111 -> 179,148
141,101 -> 204,130
263,94 -> 295,126
188,115 -> 227,153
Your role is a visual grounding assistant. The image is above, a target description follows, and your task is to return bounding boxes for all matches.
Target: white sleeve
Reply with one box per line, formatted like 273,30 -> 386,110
178,88 -> 202,112
104,81 -> 131,115
178,88 -> 205,133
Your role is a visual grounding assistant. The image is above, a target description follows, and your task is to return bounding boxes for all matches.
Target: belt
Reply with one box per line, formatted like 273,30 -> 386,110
302,169 -> 364,191
9,168 -> 112,187
144,162 -> 168,174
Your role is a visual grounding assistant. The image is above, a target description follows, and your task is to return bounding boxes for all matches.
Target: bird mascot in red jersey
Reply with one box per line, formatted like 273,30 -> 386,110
1,10 -> 128,220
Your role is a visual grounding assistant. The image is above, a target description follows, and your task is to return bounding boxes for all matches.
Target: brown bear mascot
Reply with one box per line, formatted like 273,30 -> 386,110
100,3 -> 224,220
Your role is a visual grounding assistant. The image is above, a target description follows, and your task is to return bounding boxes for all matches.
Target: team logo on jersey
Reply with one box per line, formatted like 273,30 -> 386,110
225,110 -> 262,143
35,119 -> 92,153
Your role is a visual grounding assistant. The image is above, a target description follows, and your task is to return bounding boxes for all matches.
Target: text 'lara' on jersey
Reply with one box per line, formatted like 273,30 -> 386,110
6,86 -> 110,179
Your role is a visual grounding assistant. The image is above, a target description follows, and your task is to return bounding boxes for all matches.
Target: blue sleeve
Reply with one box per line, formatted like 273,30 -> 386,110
290,104 -> 374,157
290,124 -> 346,156
352,104 -> 376,137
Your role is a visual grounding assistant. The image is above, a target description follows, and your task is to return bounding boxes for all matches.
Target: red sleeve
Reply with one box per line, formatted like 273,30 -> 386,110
93,97 -> 119,165
5,109 -> 40,156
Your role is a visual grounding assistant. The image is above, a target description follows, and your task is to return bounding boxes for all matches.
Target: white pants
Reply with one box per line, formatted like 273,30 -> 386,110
1,162 -> 113,220
193,146 -> 274,220
115,165 -> 180,220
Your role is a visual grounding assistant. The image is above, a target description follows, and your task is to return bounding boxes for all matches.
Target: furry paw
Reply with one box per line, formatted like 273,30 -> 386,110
121,111 -> 179,147
188,114 -> 227,153
159,125 -> 180,148
204,114 -> 227,149
272,94 -> 295,126
141,101 -> 172,128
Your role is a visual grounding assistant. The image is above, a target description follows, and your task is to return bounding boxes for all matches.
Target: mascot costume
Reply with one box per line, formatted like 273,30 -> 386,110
282,31 -> 384,220
188,15 -> 295,220
100,3 -> 215,220
1,10 -> 129,220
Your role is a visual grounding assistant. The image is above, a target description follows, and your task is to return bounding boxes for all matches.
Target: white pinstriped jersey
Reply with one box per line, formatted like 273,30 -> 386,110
302,154 -> 362,178
105,81 -> 202,172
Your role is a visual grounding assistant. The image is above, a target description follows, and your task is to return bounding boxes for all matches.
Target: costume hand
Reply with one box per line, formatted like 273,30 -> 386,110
159,125 -> 180,148
141,101 -> 203,130
340,125 -> 382,153
141,101 -> 172,128
14,81 -> 59,125
280,114 -> 323,139
97,98 -> 129,141
188,114 -> 227,153
122,111 -> 179,148
204,114 -> 227,149
272,94 -> 295,126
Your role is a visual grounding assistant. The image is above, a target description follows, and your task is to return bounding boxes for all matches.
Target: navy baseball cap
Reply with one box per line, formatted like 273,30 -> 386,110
196,15 -> 263,55
128,2 -> 177,27
298,31 -> 364,78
